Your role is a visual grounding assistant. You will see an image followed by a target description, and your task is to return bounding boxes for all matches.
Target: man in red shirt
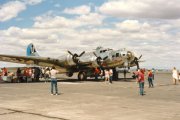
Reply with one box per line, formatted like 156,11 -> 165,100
2,67 -> 8,76
148,70 -> 154,88
94,67 -> 100,80
138,69 -> 145,96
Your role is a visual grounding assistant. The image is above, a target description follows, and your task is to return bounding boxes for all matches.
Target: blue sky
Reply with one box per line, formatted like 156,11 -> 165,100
0,0 -> 106,29
0,0 -> 180,69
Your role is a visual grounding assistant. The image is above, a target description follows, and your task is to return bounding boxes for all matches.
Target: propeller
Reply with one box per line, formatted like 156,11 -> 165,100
134,57 -> 139,69
72,54 -> 79,64
67,51 -> 85,64
103,56 -> 108,60
96,57 -> 103,65
93,52 -> 102,66
93,52 -> 109,66
133,55 -> 142,69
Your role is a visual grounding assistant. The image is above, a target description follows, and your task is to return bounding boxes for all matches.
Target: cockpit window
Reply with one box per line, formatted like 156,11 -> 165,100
100,50 -> 107,53
116,53 -> 119,57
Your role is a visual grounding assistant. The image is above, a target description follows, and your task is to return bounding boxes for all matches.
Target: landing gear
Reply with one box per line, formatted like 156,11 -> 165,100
113,68 -> 118,80
78,71 -> 87,80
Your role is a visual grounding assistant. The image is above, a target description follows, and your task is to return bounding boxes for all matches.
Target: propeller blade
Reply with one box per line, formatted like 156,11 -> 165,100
79,51 -> 85,57
133,57 -> 139,69
136,62 -> 139,69
138,60 -> 145,62
138,55 -> 142,60
67,51 -> 74,56
103,56 -> 108,60
93,52 -> 98,57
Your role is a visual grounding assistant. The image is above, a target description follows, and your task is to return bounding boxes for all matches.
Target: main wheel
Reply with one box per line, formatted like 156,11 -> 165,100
78,71 -> 87,80
66,72 -> 73,77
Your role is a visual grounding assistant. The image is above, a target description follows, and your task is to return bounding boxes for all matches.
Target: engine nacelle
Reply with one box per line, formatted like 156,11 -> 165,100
57,54 -> 77,66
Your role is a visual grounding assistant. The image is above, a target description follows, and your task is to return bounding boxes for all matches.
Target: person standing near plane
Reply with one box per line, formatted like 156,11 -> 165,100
152,68 -> 155,80
109,69 -> 113,84
34,67 -> 41,82
172,67 -> 179,85
104,69 -> 110,83
50,66 -> 59,95
123,69 -> 127,81
147,70 -> 153,88
44,67 -> 50,83
94,67 -> 100,80
2,67 -> 8,76
16,68 -> 21,83
137,69 -> 145,96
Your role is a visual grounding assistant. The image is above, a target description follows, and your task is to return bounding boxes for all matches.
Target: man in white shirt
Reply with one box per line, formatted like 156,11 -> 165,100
50,66 -> 59,95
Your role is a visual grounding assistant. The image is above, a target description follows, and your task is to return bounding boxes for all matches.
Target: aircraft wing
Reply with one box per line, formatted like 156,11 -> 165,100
0,54 -> 67,73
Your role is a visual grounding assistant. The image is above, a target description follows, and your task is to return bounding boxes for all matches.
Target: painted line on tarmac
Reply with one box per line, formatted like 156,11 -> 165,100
0,107 -> 70,120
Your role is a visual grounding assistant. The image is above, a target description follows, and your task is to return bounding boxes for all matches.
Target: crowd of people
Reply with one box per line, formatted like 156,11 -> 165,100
133,68 -> 155,96
0,67 -> 15,82
0,67 -> 52,83
134,67 -> 180,96
94,67 -> 113,84
16,67 -> 42,82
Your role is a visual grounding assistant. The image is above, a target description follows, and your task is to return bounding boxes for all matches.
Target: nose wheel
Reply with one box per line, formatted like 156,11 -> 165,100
78,71 -> 87,80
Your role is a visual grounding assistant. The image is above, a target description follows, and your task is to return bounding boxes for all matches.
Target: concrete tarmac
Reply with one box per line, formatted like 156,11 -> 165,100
0,73 -> 180,120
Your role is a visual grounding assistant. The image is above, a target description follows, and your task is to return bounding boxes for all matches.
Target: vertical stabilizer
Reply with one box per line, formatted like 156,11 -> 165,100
26,43 -> 39,57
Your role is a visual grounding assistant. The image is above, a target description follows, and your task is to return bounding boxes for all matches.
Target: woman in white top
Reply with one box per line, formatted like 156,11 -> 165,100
172,67 -> 179,85
104,69 -> 110,82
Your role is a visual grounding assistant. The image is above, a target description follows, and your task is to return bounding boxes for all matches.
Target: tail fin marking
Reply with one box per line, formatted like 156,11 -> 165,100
26,43 -> 39,57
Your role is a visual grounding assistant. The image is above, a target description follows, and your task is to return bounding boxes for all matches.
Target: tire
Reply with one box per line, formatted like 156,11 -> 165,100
78,71 -> 87,80
66,72 -> 73,77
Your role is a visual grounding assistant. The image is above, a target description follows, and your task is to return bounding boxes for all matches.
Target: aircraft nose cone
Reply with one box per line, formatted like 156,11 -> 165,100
127,51 -> 132,58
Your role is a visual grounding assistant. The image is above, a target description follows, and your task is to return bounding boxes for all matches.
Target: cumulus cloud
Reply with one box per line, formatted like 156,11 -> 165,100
34,16 -> 80,28
116,20 -> 142,32
33,12 -> 105,28
0,1 -> 26,22
76,13 -> 105,26
63,5 -> 91,15
99,0 -> 180,19
0,0 -> 43,22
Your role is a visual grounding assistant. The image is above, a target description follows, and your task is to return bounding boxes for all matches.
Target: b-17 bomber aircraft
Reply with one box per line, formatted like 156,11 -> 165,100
0,43 -> 142,80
